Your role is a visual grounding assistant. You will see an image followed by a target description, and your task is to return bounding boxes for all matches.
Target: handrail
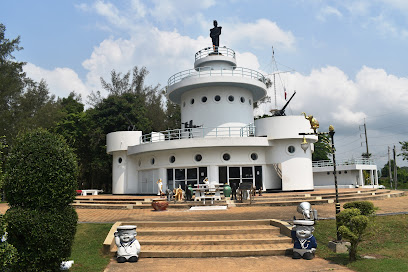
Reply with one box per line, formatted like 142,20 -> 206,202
195,47 -> 236,61
312,158 -> 375,167
167,66 -> 266,88
140,124 -> 256,144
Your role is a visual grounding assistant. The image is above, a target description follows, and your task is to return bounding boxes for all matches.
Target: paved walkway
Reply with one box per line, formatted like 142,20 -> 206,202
104,256 -> 354,272
1,189 -> 406,272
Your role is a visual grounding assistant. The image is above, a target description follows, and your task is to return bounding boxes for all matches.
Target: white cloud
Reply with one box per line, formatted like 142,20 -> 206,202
24,63 -> 89,99
317,6 -> 343,21
223,19 -> 295,51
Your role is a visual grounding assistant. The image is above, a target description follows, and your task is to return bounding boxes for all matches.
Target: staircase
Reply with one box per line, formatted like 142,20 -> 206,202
104,220 -> 293,258
74,189 -> 406,209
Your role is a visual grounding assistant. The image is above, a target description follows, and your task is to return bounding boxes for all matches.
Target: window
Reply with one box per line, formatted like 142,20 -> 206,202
151,158 -> 155,165
228,95 -> 234,102
223,153 -> 231,161
169,156 -> 176,163
250,153 -> 258,160
190,98 -> 195,104
195,154 -> 202,162
118,157 -> 123,164
249,99 -> 252,105
240,97 -> 245,103
201,96 -> 207,103
214,95 -> 221,102
288,146 -> 295,154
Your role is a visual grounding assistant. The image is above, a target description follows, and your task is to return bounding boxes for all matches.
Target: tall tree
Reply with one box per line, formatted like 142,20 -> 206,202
312,134 -> 331,161
0,23 -> 27,140
399,141 -> 408,161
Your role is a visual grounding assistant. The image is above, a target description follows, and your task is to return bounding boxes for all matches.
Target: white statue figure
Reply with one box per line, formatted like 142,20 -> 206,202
156,178 -> 163,196
291,220 -> 317,260
115,225 -> 141,263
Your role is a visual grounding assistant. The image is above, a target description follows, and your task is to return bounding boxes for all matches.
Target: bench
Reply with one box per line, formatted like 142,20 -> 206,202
80,189 -> 103,196
193,184 -> 223,204
195,195 -> 219,205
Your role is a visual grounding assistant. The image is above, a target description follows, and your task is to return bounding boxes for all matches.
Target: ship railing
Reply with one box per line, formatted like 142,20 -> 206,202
194,46 -> 236,61
312,158 -> 375,168
140,124 -> 256,144
167,66 -> 266,88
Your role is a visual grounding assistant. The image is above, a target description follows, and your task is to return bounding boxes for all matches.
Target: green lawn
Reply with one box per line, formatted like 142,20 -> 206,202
69,223 -> 112,272
314,214 -> 408,272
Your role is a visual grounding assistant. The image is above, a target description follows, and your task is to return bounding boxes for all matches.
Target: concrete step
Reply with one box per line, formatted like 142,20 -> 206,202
140,243 -> 293,258
138,237 -> 291,245
104,219 -> 293,258
74,190 -> 405,210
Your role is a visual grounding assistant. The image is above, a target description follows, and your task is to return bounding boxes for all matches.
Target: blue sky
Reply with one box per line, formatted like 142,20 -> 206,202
2,0 -> 408,169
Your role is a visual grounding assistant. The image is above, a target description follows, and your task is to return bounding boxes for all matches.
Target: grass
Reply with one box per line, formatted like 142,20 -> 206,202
69,223 -> 112,272
314,214 -> 408,272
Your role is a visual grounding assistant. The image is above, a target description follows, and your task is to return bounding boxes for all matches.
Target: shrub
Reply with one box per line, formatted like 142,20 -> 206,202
0,214 -> 18,270
337,201 -> 376,261
4,129 -> 78,209
5,207 -> 77,271
3,129 -> 78,271
343,201 -> 375,216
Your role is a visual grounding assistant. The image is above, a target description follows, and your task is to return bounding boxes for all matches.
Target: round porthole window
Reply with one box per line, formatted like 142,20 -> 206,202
169,156 -> 176,163
288,146 -> 295,154
250,153 -> 258,160
223,153 -> 231,161
195,154 -> 202,162
214,95 -> 221,102
228,95 -> 234,102
190,98 -> 195,105
118,157 -> 123,164
151,158 -> 155,165
201,96 -> 207,103
240,97 -> 245,103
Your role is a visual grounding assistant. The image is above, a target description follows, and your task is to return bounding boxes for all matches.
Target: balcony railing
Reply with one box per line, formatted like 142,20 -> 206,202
167,66 -> 266,88
195,46 -> 236,61
312,158 -> 375,168
140,124 -> 256,144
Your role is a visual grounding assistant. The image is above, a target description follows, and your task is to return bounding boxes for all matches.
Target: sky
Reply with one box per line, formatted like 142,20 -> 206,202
2,0 -> 408,170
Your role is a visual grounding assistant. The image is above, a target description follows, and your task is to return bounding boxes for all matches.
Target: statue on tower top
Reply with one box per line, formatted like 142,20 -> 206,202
210,20 -> 222,52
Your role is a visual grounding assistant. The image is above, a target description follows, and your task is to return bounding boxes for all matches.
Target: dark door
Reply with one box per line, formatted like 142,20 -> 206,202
255,166 -> 262,190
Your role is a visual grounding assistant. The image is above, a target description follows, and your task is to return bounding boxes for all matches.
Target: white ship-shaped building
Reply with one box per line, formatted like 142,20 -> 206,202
106,43 -> 325,194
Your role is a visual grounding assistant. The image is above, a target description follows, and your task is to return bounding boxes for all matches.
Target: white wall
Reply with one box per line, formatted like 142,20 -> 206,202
181,86 -> 254,133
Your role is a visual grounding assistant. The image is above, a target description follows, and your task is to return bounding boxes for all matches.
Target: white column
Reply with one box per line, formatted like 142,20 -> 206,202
359,169 -> 364,187
370,170 -> 374,186
209,165 -> 219,184
158,167 -> 167,191
375,169 -> 379,185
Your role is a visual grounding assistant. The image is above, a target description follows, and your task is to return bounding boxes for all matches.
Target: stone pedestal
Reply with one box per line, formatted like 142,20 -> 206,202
328,241 -> 351,253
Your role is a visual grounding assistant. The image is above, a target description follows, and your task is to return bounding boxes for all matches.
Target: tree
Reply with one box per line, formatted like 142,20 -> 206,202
4,129 -> 78,271
54,92 -> 89,189
361,152 -> 372,159
165,99 -> 181,130
312,134 -> 331,161
337,201 -> 375,261
0,24 -> 27,141
399,141 -> 408,161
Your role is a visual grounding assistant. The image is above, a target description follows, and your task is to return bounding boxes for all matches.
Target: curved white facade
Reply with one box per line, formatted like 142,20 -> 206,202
107,47 -> 318,194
